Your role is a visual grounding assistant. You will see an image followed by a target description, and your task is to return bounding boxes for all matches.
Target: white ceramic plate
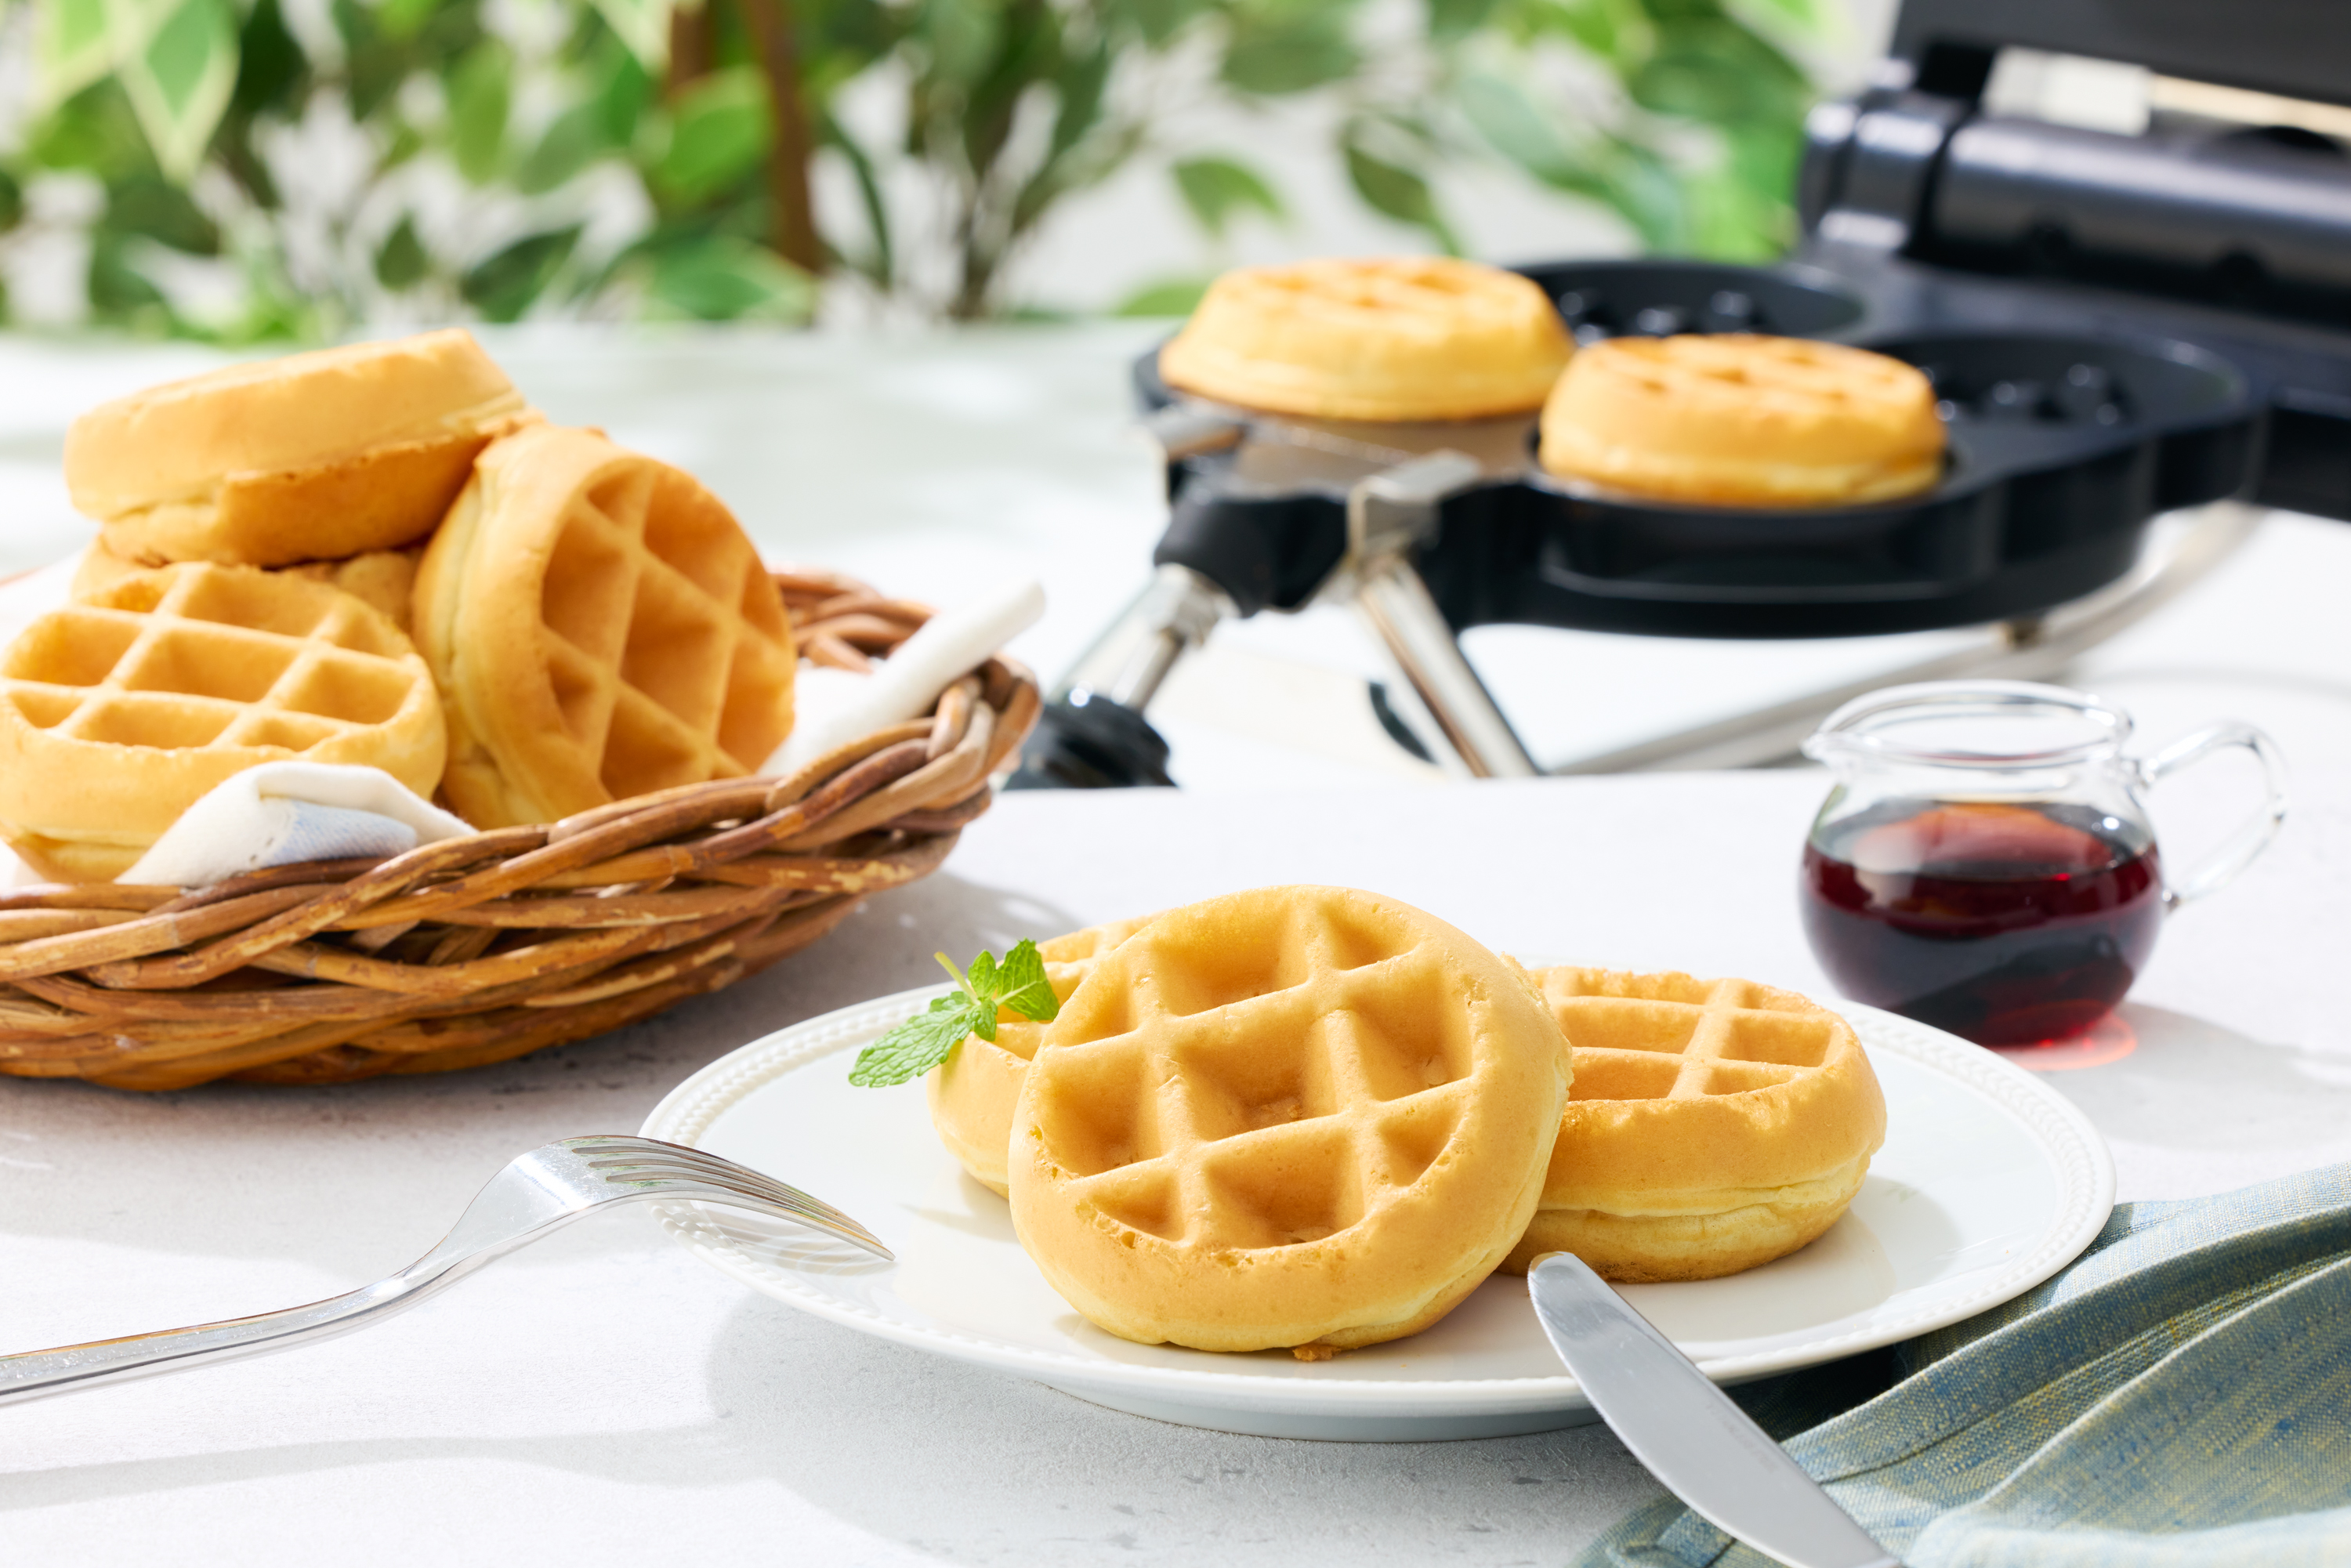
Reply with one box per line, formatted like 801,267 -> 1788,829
642,988 -> 2115,1441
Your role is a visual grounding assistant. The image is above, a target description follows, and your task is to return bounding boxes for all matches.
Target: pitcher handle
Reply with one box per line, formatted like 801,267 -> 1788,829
2134,722 -> 2288,912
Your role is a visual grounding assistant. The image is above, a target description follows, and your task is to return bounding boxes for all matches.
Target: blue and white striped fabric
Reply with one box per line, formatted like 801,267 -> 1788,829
1578,1163 -> 2351,1566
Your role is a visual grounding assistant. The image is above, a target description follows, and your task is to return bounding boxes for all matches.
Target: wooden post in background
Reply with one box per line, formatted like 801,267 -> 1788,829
742,0 -> 825,274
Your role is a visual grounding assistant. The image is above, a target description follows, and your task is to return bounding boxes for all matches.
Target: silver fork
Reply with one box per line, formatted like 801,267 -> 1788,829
0,1135 -> 889,1408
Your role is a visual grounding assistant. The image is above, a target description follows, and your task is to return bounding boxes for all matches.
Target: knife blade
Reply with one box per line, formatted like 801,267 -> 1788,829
1529,1252 -> 1900,1568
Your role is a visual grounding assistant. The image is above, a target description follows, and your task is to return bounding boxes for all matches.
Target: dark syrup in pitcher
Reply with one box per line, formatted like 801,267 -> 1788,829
1800,798 -> 2163,1045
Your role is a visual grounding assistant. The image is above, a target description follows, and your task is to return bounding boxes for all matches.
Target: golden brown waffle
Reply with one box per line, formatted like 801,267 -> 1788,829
75,539 -> 423,636
1538,335 -> 1943,506
0,563 -> 446,881
926,914 -> 1158,1195
1157,257 -> 1572,422
67,329 -> 536,568
1504,967 -> 1885,1282
413,424 -> 797,827
1009,886 -> 1567,1356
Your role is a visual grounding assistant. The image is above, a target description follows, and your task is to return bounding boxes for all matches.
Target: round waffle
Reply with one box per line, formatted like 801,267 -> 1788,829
67,328 -> 536,568
0,563 -> 445,882
1538,335 -> 1944,506
1504,967 -> 1885,1283
1157,257 -> 1572,422
75,539 -> 422,637
1009,886 -> 1569,1357
412,424 -> 797,828
927,915 -> 1158,1196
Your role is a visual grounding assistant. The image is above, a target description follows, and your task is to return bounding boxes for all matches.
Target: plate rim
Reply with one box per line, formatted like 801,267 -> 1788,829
641,984 -> 2116,1410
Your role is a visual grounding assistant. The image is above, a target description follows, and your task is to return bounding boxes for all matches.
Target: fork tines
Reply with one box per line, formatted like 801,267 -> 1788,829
560,1135 -> 890,1258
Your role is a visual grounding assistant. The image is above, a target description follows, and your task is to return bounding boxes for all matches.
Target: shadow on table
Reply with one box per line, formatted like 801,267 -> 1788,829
0,1288 -> 1663,1568
682,1292 -> 1662,1566
0,871 -> 1085,1281
2027,1002 -> 2351,1194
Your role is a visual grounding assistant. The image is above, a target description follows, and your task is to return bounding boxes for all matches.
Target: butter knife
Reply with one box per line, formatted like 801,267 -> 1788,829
1529,1253 -> 1900,1568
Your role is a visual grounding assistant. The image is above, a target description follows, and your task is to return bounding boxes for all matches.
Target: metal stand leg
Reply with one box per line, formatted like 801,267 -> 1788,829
1353,554 -> 1540,778
1340,451 -> 1541,779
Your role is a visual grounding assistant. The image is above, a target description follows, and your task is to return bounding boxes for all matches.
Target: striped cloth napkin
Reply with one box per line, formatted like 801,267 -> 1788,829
1579,1163 -> 2351,1566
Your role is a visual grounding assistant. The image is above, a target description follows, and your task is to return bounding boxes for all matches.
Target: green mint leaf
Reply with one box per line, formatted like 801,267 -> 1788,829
847,940 -> 1057,1085
966,947 -> 1001,997
848,997 -> 984,1087
994,938 -> 1060,1023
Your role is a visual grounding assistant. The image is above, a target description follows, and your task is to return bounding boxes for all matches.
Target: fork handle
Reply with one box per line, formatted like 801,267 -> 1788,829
0,1262 -> 466,1408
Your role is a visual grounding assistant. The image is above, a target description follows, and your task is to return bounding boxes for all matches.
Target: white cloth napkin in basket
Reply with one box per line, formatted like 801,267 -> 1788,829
119,763 -> 476,888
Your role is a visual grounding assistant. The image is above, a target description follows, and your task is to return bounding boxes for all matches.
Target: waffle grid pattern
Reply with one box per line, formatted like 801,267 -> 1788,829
1,565 -> 422,755
1598,335 -> 1928,418
532,461 -> 795,800
1252,258 -> 1540,330
1030,906 -> 1483,1252
1538,969 -> 1840,1106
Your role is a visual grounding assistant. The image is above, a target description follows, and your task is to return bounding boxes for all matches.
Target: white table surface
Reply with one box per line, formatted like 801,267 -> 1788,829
5,769 -> 2347,1566
2,324 -> 2349,1563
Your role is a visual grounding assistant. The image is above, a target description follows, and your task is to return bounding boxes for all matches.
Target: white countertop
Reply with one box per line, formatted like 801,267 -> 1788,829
4,769 -> 2346,1566
1,325 -> 2347,1563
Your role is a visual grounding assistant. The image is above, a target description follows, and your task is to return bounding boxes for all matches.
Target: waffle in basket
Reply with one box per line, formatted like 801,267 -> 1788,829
0,563 -> 444,882
414,424 -> 798,828
65,328 -> 535,569
1157,256 -> 1572,423
927,914 -> 1157,1195
1504,967 -> 1886,1282
1008,886 -> 1568,1357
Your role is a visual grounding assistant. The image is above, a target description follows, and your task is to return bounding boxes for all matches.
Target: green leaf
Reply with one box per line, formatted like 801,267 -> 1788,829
920,0 -> 1002,89
651,66 -> 771,205
114,0 -> 240,183
0,169 -> 24,234
1172,154 -> 1283,237
231,0 -> 308,121
1427,0 -> 1501,42
820,108 -> 893,286
106,172 -> 218,252
1735,0 -> 1828,38
515,103 -> 607,195
1538,0 -> 1647,64
1113,275 -> 1213,316
1343,141 -> 1459,252
847,994 -> 985,1088
446,38 -> 512,185
375,0 -> 441,42
461,224 -> 581,321
1630,17 -> 1806,125
1047,38 -> 1110,161
589,45 -> 654,147
1119,0 -> 1208,46
36,0 -> 119,107
1219,13 -> 1358,96
375,214 -> 429,289
590,0 -> 674,69
1455,71 -> 1583,187
994,939 -> 1059,1023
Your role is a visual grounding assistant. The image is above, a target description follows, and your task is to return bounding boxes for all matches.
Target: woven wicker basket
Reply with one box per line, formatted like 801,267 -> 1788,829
0,570 -> 1039,1091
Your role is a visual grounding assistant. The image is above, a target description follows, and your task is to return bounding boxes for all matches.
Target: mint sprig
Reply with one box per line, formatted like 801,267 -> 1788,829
849,940 -> 1058,1087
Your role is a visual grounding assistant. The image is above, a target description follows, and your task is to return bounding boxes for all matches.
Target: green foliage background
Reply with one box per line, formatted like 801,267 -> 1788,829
0,0 -> 1829,337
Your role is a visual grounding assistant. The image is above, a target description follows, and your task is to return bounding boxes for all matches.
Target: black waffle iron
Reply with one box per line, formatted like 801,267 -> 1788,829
1013,0 -> 2351,788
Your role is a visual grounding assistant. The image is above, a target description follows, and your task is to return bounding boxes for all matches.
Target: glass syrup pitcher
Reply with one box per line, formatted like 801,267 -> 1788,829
1799,681 -> 2287,1047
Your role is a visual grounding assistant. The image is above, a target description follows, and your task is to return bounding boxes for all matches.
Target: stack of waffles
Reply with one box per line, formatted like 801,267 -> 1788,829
0,331 -> 799,881
913,885 -> 1888,1360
